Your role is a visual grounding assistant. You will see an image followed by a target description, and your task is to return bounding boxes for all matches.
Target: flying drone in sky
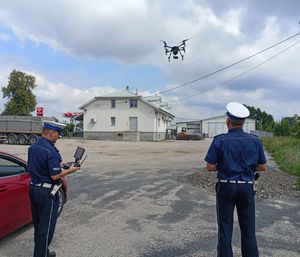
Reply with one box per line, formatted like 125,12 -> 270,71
162,39 -> 190,62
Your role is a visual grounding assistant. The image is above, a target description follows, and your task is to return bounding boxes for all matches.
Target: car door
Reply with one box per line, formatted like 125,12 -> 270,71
0,155 -> 31,238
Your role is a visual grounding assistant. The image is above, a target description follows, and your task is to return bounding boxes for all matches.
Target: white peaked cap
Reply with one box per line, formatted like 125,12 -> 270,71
226,102 -> 250,119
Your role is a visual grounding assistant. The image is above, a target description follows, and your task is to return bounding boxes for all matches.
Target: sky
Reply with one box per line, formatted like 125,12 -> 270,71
0,0 -> 300,122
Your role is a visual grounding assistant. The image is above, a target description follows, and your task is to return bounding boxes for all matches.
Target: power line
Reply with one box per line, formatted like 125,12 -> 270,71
168,40 -> 300,103
158,32 -> 300,95
174,117 -> 201,121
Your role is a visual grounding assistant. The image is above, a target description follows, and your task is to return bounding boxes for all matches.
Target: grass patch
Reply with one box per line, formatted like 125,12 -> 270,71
263,136 -> 300,190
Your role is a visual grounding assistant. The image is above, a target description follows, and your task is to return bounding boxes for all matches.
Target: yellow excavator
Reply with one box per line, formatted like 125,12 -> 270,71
176,127 -> 189,140
176,127 -> 203,140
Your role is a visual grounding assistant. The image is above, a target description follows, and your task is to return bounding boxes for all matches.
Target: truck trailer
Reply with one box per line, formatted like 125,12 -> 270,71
0,116 -> 54,145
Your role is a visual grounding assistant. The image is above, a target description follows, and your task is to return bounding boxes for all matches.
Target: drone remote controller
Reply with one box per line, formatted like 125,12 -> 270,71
62,162 -> 74,169
62,146 -> 87,169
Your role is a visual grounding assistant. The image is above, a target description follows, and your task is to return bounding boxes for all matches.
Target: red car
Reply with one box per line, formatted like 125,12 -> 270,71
0,151 -> 67,239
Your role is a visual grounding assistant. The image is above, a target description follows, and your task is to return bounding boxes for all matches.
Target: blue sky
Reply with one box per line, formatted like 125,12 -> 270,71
0,0 -> 300,121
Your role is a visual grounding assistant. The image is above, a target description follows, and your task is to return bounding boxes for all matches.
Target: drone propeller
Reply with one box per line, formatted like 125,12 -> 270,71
178,38 -> 190,47
161,40 -> 172,48
161,40 -> 172,55
182,38 -> 190,43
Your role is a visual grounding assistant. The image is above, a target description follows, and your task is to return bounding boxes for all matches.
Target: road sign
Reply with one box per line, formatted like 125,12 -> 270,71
36,107 -> 44,117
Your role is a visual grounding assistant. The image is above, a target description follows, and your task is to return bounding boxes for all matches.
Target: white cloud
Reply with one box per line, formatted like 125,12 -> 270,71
218,8 -> 245,36
0,0 -> 157,62
33,73 -> 116,119
0,32 -> 10,41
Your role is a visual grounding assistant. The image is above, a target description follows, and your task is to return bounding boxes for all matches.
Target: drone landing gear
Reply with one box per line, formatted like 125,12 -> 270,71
170,54 -> 183,61
167,49 -> 184,61
179,51 -> 184,60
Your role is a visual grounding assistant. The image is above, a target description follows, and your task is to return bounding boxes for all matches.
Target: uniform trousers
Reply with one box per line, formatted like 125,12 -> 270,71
216,183 -> 259,257
29,185 -> 59,257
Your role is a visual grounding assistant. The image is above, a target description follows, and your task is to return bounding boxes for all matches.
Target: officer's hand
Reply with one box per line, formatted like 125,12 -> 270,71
61,162 -> 74,169
69,165 -> 80,173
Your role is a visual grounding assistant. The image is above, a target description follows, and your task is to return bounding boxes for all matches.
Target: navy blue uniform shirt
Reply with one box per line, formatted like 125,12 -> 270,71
205,128 -> 266,181
28,137 -> 62,184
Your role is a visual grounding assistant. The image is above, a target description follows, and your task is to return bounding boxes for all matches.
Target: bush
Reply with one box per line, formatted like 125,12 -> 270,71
263,137 -> 300,189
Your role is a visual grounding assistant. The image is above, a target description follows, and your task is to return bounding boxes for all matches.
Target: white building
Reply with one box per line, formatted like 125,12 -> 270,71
176,115 -> 256,138
79,89 -> 174,141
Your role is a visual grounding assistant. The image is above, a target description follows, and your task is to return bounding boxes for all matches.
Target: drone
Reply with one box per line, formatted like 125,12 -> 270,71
162,39 -> 189,62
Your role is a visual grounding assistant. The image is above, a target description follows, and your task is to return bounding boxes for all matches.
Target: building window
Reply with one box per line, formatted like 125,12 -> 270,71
158,118 -> 161,127
111,99 -> 116,108
130,99 -> 137,108
111,117 -> 116,126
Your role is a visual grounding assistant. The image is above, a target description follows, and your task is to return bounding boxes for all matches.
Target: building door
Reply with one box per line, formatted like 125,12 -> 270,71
129,117 -> 138,131
187,123 -> 201,134
208,122 -> 226,137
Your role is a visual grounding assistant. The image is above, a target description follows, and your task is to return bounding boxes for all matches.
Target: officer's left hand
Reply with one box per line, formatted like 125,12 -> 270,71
69,164 -> 80,173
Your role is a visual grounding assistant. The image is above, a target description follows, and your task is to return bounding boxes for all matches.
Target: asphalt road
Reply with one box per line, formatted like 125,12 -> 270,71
0,140 -> 299,257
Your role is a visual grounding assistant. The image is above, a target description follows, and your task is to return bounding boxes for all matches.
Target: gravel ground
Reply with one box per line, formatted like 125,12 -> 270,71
1,140 -> 299,257
178,151 -> 300,199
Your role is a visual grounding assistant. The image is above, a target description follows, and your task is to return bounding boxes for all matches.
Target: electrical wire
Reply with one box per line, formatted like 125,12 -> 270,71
158,32 -> 300,95
76,36 -> 300,112
174,117 -> 201,121
81,38 -> 299,113
168,40 -> 300,103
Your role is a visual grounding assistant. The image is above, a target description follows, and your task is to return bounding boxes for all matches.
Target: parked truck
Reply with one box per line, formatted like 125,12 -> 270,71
0,116 -> 54,145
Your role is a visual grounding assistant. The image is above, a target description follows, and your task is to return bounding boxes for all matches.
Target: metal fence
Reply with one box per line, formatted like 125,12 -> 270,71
251,130 -> 273,139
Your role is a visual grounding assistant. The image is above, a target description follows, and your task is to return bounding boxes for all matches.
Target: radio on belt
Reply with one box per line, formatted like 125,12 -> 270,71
51,146 -> 87,198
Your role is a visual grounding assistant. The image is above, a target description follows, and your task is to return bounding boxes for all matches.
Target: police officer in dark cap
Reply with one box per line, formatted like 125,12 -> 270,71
28,121 -> 80,257
204,102 -> 267,257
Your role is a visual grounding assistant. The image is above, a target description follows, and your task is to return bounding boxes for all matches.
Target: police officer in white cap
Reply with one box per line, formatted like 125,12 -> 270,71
204,102 -> 267,257
28,121 -> 80,257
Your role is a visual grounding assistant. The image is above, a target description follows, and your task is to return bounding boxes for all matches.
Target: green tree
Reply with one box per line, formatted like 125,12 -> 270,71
289,115 -> 300,138
62,123 -> 74,137
1,70 -> 37,116
274,118 -> 290,136
244,105 -> 275,131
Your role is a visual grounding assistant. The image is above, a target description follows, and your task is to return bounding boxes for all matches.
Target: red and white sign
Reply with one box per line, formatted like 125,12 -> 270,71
63,112 -> 82,118
36,107 -> 44,117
